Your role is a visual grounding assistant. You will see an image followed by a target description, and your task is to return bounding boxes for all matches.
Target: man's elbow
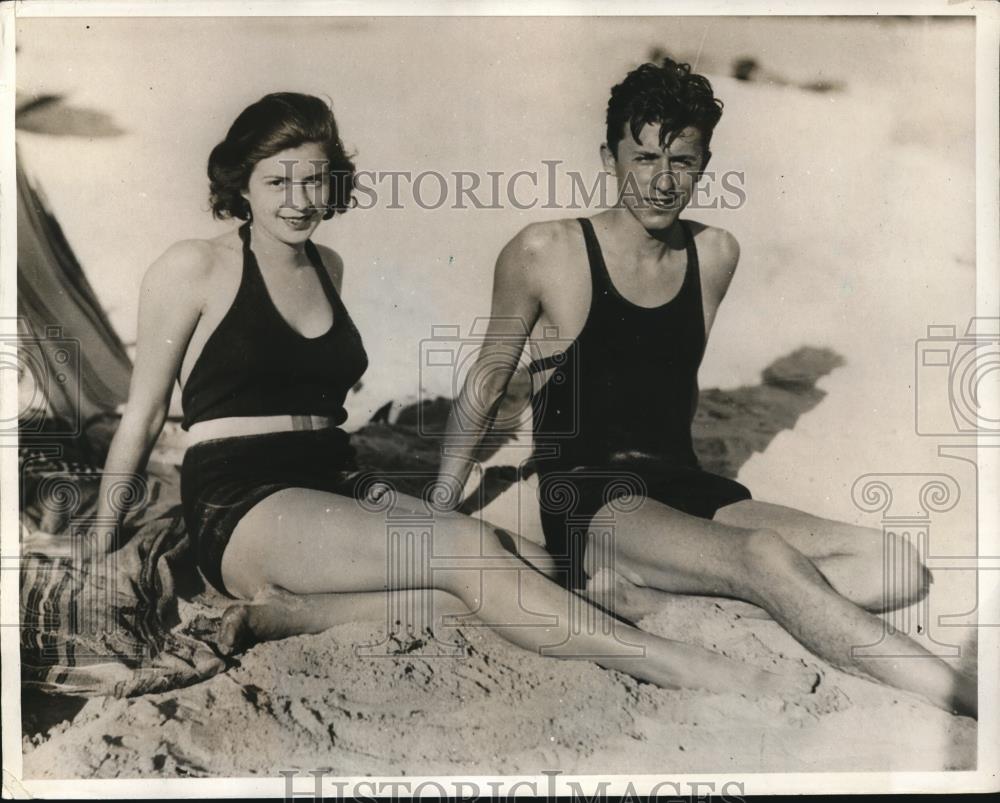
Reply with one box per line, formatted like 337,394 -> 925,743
454,370 -> 510,430
470,369 -> 511,409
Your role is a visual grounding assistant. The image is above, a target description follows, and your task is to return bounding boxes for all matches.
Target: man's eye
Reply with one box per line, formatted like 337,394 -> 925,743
267,179 -> 285,186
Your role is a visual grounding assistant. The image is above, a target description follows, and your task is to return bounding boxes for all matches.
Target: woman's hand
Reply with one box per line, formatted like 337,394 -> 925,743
21,528 -> 73,557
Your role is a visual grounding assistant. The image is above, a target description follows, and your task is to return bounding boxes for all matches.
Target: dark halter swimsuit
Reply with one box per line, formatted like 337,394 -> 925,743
529,217 -> 751,589
179,222 -> 368,596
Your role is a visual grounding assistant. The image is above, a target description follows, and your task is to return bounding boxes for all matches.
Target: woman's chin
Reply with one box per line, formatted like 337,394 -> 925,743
257,215 -> 321,243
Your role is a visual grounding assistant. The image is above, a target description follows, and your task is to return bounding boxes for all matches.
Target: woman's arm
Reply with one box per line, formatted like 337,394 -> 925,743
433,227 -> 544,509
94,240 -> 210,551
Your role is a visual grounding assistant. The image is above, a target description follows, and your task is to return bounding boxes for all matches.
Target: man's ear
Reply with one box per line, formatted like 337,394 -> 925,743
600,143 -> 616,173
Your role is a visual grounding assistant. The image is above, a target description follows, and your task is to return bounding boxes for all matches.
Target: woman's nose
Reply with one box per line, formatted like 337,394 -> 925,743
286,182 -> 311,209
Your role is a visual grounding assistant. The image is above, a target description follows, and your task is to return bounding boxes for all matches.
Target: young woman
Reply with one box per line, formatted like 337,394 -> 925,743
94,92 -> 814,699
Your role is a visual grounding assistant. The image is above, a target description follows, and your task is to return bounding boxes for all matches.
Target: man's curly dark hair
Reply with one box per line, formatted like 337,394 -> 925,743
606,57 -> 724,159
208,92 -> 355,221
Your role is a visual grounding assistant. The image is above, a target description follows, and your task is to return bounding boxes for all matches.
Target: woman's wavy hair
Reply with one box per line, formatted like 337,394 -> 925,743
606,57 -> 724,159
208,92 -> 356,221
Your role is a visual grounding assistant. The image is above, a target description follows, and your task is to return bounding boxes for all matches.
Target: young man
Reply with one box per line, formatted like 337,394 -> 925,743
435,58 -> 975,717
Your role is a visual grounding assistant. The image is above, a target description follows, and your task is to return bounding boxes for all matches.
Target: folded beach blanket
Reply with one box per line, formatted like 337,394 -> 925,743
19,432 -> 225,698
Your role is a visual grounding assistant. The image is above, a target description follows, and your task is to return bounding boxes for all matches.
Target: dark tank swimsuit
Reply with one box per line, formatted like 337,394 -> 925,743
179,222 -> 368,596
529,217 -> 751,589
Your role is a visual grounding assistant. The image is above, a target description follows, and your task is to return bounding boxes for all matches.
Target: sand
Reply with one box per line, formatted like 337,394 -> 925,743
21,599 -> 976,778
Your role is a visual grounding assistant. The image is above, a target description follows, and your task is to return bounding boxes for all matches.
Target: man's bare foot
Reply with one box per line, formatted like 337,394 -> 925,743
757,666 -> 822,698
688,657 -> 820,700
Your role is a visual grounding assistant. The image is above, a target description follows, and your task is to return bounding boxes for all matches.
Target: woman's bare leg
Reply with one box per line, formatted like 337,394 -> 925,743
216,487 -> 816,696
595,496 -> 975,717
217,586 -> 469,654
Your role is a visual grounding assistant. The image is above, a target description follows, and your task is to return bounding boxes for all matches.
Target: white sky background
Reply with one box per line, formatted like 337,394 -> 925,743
15,15 -> 978,528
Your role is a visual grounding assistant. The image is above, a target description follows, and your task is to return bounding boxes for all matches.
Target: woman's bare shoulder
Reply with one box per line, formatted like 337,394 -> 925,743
314,242 -> 345,293
140,229 -> 243,312
145,230 -> 240,285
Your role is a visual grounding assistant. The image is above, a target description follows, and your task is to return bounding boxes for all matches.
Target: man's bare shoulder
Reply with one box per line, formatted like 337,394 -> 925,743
498,219 -> 582,287
494,220 -> 584,301
503,219 -> 581,260
684,220 -> 740,296
685,221 -> 739,266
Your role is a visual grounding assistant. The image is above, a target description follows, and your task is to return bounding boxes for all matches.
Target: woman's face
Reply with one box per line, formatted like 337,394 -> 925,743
242,141 -> 330,245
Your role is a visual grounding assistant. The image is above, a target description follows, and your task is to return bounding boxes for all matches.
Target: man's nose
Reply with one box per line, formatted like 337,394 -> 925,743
651,165 -> 677,193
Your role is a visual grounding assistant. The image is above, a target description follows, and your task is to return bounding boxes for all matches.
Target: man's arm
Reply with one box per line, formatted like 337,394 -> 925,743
433,226 -> 547,508
700,227 -> 740,336
688,226 -> 740,418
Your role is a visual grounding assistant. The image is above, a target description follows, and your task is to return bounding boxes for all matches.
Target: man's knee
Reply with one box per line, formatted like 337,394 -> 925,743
741,528 -> 817,583
884,533 -> 931,608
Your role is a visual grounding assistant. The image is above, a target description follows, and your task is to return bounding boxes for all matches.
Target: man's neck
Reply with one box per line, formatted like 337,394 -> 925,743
601,208 -> 686,263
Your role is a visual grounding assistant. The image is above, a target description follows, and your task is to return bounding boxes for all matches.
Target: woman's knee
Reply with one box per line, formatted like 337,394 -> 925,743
220,544 -> 268,600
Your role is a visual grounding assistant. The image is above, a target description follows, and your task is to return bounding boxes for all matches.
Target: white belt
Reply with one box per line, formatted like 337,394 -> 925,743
186,414 -> 338,445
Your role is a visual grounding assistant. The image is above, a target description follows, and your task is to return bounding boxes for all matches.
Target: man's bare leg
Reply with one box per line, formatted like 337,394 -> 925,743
714,499 -> 929,612
589,496 -> 932,621
601,497 -> 975,717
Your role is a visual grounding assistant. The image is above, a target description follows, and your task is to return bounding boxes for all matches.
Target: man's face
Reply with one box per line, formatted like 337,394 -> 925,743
602,122 -> 707,232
